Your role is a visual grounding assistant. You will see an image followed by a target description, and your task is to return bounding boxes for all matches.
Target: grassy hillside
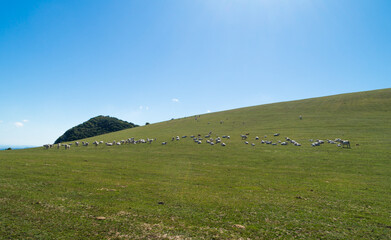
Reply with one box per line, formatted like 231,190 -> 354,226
0,88 -> 390,239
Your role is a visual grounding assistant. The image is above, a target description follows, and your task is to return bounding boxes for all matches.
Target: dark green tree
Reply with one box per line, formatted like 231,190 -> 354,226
54,116 -> 138,144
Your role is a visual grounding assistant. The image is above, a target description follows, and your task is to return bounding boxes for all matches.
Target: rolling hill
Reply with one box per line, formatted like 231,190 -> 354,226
54,115 -> 138,144
0,88 -> 390,239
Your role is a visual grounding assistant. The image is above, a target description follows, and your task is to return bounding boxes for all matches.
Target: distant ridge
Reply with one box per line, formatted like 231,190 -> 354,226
0,145 -> 37,150
54,116 -> 138,144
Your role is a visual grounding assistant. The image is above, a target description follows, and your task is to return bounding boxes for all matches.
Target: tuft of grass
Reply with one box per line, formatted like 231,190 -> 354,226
0,88 -> 390,239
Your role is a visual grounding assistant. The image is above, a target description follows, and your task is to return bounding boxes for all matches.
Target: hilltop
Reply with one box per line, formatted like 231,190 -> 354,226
54,115 -> 138,144
1,88 -> 390,239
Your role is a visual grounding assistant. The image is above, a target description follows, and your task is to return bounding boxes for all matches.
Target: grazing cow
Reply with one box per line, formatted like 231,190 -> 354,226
255,136 -> 259,140
341,140 -> 351,148
75,141 -> 80,146
162,142 -> 167,145
251,143 -> 255,146
274,133 -> 280,136
241,135 -> 248,140
106,142 -> 113,146
281,142 -> 288,145
335,138 -> 350,148
221,143 -> 226,146
315,140 -> 324,144
43,144 -> 53,149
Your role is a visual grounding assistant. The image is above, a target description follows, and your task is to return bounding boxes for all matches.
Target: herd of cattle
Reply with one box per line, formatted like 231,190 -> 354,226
43,133 -> 351,150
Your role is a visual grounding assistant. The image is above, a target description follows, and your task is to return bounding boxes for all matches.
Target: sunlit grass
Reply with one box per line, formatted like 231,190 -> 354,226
0,89 -> 390,239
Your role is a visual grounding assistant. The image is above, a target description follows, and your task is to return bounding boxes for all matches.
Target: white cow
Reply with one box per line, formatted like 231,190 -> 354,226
341,140 -> 351,148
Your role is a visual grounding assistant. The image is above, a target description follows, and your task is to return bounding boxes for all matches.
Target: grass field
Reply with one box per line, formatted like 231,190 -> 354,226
1,89 -> 390,239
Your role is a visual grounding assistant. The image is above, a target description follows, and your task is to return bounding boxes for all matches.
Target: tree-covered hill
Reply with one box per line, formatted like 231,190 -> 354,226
54,116 -> 138,144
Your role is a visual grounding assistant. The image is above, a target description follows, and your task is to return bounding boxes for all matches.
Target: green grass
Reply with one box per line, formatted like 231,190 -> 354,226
1,88 -> 390,239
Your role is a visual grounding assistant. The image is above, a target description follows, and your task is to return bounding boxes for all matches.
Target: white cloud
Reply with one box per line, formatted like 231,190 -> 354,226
207,110 -> 211,113
23,119 -> 29,123
139,106 -> 149,111
14,122 -> 24,127
172,98 -> 179,103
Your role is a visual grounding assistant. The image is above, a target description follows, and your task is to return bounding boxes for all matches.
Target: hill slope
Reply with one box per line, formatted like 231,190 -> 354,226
54,115 -> 138,144
1,88 -> 390,239
76,88 -> 391,147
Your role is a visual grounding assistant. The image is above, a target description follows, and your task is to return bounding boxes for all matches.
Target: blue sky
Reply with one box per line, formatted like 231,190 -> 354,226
0,0 -> 390,146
